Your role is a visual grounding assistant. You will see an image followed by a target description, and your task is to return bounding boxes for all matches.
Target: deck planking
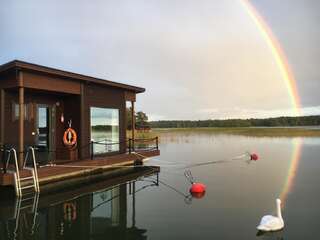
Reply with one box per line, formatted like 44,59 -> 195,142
0,150 -> 160,187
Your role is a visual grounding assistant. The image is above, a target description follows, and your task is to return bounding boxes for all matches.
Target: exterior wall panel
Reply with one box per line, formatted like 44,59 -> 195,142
23,71 -> 81,94
81,83 -> 127,158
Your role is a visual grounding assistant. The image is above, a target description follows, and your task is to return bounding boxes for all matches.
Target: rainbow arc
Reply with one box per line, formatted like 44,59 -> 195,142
240,0 -> 301,116
240,0 -> 303,205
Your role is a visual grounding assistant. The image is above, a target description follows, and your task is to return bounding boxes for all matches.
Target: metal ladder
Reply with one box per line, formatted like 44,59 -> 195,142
6,147 -> 40,197
10,192 -> 40,239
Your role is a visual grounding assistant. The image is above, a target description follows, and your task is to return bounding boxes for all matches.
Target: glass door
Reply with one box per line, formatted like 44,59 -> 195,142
36,106 -> 49,147
36,105 -> 55,164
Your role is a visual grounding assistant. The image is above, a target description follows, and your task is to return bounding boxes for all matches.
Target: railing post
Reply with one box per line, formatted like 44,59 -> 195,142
90,141 -> 94,160
128,138 -> 132,154
1,146 -> 6,173
156,172 -> 159,186
156,137 -> 159,150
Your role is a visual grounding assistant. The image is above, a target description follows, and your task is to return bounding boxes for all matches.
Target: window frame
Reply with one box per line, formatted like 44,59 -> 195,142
90,106 -> 120,154
12,102 -> 30,121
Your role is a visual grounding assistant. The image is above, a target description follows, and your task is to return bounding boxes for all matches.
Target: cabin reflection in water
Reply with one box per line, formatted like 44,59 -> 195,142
0,169 -> 159,240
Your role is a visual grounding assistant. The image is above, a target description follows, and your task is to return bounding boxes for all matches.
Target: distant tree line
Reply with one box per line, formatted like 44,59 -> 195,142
149,115 -> 320,128
92,125 -> 116,131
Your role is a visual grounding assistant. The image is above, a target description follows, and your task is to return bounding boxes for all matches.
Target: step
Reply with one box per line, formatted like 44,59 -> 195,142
20,205 -> 34,211
21,185 -> 35,190
21,196 -> 36,202
20,180 -> 35,187
21,190 -> 36,196
20,176 -> 34,181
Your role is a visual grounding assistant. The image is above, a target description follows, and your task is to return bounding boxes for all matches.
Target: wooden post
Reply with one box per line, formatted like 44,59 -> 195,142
128,138 -> 132,154
1,89 -> 6,173
131,101 -> 135,151
0,89 -> 5,145
90,140 -> 94,160
156,136 -> 159,150
18,72 -> 24,169
132,181 -> 136,227
80,83 -> 85,159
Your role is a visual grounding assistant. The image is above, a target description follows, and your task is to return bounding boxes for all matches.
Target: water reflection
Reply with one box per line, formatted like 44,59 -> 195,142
256,230 -> 284,240
0,168 -> 159,240
1,131 -> 320,239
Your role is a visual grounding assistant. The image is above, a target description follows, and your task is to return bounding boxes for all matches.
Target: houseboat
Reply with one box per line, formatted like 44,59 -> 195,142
0,60 -> 160,197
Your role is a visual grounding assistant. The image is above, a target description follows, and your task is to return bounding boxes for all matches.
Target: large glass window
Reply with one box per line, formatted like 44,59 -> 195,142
90,107 -> 120,153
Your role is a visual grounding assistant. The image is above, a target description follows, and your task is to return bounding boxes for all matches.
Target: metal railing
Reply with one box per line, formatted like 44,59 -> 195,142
128,137 -> 159,153
89,137 -> 159,159
0,137 -> 159,166
6,148 -> 21,196
0,146 -> 40,196
24,147 -> 40,193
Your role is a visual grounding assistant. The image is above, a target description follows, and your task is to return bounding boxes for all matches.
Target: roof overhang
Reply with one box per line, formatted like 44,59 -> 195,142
0,60 -> 145,94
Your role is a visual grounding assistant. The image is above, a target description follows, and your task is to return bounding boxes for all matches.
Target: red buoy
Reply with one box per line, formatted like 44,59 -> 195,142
190,183 -> 206,194
190,191 -> 206,199
250,153 -> 259,161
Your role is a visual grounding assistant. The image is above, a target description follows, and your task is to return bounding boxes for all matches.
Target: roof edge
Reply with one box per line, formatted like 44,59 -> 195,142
0,59 -> 145,93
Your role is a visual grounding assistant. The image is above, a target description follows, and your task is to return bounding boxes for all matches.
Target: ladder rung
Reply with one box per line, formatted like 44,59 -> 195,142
21,196 -> 35,202
21,191 -> 35,196
20,176 -> 34,181
20,205 -> 33,211
21,185 -> 35,190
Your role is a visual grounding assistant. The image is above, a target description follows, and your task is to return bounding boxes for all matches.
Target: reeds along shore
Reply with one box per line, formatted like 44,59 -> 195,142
128,127 -> 320,138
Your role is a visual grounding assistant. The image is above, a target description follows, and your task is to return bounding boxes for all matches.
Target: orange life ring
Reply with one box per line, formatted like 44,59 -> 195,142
63,203 -> 77,221
63,128 -> 77,147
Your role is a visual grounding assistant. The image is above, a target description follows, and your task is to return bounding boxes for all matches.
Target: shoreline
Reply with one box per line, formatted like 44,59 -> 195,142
145,127 -> 320,137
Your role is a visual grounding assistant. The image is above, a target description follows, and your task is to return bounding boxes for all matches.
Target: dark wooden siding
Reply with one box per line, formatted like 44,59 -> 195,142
23,71 -> 81,94
3,90 -> 61,146
60,95 -> 81,160
0,70 -> 18,89
80,83 -> 127,159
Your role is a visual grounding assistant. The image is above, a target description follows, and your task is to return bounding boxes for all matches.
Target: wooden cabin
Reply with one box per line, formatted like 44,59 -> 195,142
0,60 -> 159,196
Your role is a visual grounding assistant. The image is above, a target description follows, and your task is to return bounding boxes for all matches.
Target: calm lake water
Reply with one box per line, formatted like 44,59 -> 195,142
1,131 -> 320,239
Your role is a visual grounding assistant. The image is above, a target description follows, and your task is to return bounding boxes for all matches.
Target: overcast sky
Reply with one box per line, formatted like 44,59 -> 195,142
1,0 -> 319,120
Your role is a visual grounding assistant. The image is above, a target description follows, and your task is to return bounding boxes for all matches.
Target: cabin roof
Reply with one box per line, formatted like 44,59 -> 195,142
0,60 -> 145,93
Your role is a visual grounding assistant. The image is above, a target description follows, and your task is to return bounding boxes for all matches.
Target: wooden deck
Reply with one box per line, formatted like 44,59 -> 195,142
0,150 -> 160,190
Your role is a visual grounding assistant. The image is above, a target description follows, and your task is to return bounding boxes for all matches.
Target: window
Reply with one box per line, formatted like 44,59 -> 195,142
90,107 -> 120,153
12,102 -> 29,121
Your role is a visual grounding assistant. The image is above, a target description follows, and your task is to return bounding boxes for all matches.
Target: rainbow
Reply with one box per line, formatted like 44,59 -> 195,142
240,0 -> 301,116
279,138 -> 303,205
240,0 -> 303,205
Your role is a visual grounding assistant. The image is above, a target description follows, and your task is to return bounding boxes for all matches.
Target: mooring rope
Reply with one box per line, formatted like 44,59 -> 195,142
49,163 -> 160,169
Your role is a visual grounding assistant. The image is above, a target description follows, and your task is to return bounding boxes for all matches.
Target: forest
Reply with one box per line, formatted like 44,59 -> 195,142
149,115 -> 320,128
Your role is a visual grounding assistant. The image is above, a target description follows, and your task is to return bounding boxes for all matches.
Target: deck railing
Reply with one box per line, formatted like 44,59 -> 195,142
89,139 -> 130,160
127,137 -> 159,153
90,137 -> 159,159
0,144 -> 15,173
0,137 -> 159,168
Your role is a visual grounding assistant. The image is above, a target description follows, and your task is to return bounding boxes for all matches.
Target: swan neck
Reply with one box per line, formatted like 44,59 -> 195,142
277,201 -> 282,219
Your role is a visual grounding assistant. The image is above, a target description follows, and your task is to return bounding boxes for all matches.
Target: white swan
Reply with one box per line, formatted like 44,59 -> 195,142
257,198 -> 284,231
